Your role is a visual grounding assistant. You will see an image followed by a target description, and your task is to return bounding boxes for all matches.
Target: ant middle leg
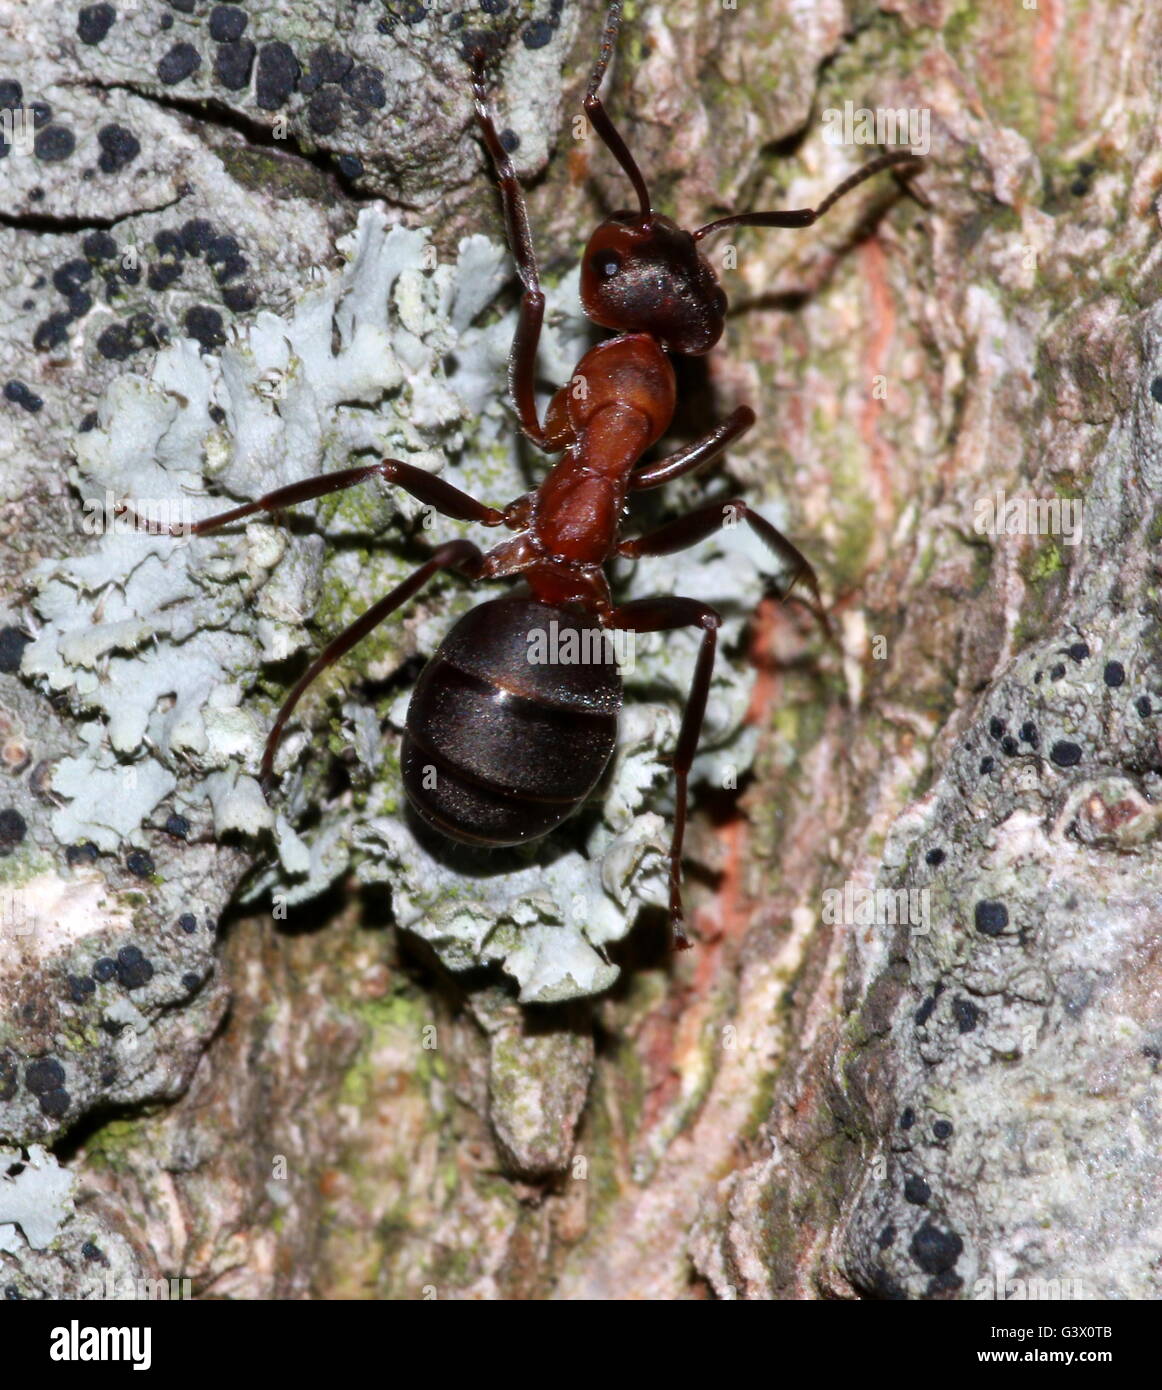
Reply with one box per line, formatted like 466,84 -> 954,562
629,406 -> 756,491
117,458 -> 506,537
618,497 -> 830,637
260,538 -> 485,789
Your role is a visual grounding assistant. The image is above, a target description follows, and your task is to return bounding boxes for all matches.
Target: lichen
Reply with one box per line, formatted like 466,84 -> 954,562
0,1144 -> 76,1251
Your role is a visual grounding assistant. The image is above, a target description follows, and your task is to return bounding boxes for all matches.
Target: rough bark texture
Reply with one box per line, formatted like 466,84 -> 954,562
2,0 -> 1161,1300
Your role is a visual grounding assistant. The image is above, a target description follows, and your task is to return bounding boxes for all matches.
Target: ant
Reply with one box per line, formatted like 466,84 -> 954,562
121,3 -> 921,949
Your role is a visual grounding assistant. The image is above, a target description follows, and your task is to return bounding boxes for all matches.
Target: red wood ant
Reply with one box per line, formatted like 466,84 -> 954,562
122,4 -> 921,948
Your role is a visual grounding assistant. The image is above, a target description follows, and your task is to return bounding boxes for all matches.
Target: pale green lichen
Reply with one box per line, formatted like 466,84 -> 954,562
0,1145 -> 76,1251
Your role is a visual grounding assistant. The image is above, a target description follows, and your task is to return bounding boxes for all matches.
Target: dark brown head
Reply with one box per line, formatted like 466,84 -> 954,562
580,213 -> 728,356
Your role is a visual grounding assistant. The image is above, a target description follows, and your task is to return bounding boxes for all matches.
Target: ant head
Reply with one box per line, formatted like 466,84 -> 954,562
580,213 -> 727,356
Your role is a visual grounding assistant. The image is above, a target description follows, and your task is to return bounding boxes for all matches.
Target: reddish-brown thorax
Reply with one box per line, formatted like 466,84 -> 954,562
482,334 -> 677,609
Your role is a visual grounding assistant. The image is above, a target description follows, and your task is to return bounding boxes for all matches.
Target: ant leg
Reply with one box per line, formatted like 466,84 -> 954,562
469,52 -> 550,449
118,459 -> 505,537
692,150 -> 923,241
260,538 -> 484,789
608,595 -> 721,948
618,497 -> 831,639
630,406 -> 755,490
583,3 -> 652,223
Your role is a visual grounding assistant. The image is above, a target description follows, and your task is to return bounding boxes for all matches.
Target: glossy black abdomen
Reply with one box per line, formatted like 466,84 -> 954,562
401,596 -> 623,846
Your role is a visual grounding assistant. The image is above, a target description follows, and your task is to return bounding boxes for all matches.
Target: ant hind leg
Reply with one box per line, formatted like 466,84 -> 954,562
260,539 -> 485,792
608,595 -> 722,949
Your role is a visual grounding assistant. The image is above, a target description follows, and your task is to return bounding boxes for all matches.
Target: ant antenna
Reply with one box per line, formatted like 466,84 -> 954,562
583,2 -> 652,227
692,149 -> 923,241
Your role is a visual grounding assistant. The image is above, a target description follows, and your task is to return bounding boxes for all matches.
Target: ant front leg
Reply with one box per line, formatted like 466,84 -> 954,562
469,52 -> 552,450
629,407 -> 756,491
618,497 -> 831,638
117,459 -> 505,536
608,596 -> 721,949
260,538 -> 485,790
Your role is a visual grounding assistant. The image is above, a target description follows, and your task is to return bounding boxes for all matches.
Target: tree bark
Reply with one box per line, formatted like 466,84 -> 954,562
2,0 -> 1160,1300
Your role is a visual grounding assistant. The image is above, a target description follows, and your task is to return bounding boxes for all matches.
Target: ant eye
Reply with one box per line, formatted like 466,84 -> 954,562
592,251 -> 622,280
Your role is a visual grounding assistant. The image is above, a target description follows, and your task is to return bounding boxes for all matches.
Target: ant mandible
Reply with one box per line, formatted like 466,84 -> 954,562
122,3 -> 921,948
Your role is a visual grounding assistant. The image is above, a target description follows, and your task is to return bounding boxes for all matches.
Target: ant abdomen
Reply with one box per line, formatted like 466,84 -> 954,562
401,596 -> 623,847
